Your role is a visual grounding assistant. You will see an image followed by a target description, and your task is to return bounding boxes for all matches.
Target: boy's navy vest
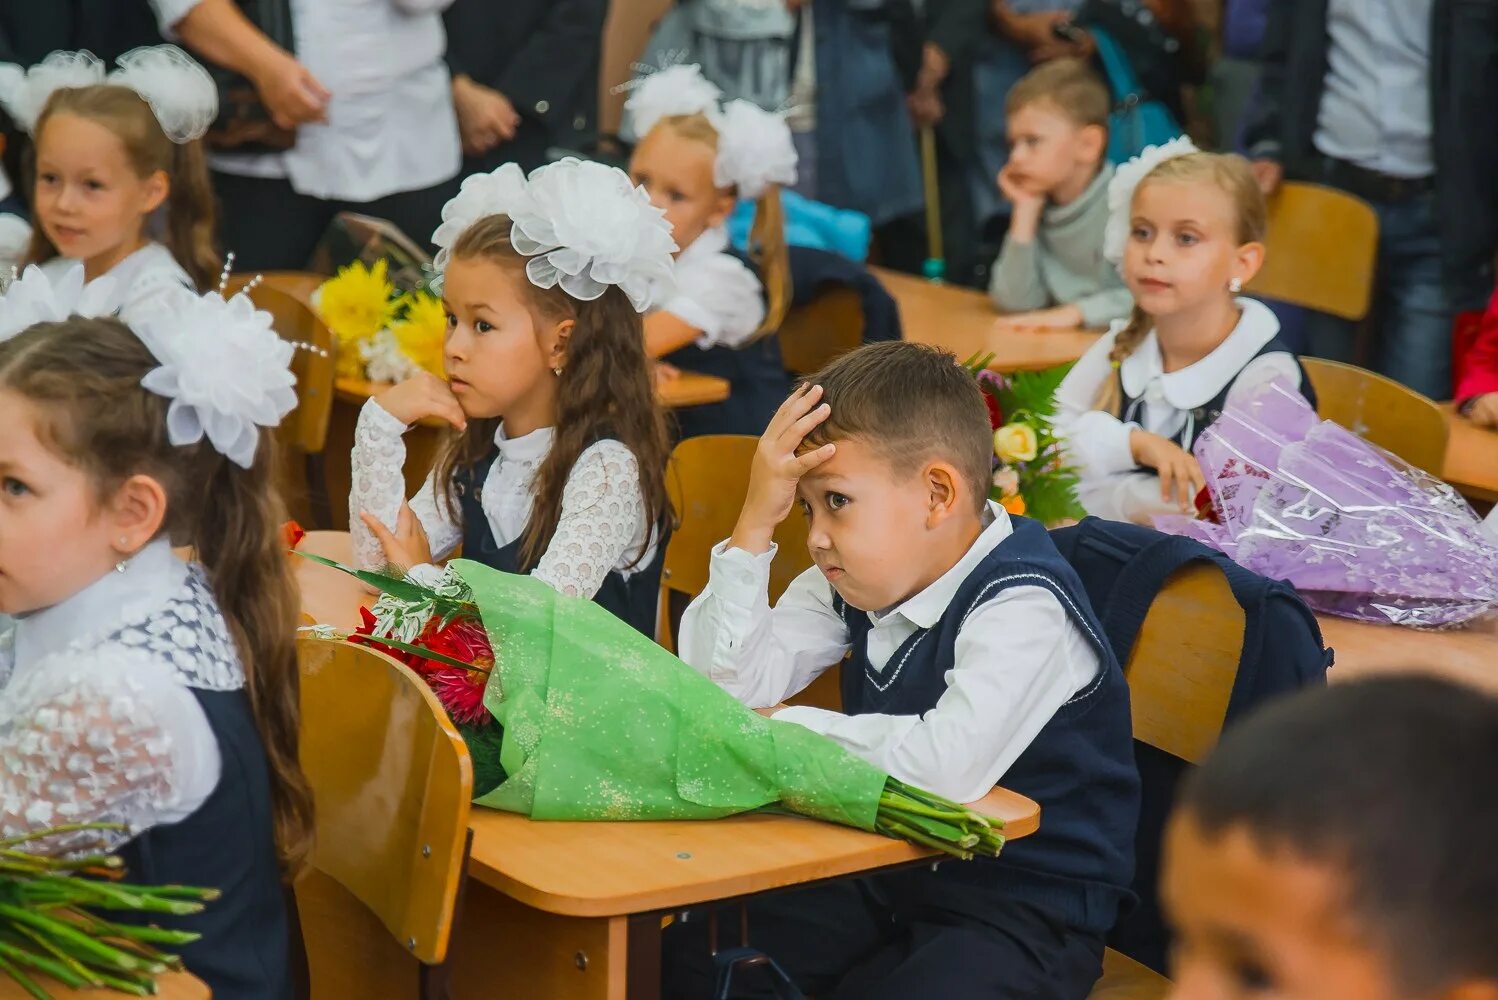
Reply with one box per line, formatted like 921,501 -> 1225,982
1116,337 -> 1318,452
453,451 -> 665,637
118,687 -> 292,1000
664,246 -> 790,439
836,516 -> 1140,936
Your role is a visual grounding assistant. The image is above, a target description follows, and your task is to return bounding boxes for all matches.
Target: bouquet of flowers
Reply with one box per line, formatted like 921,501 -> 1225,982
300,555 -> 1007,860
963,356 -> 1086,525
0,825 -> 215,998
315,259 -> 446,384
1156,380 -> 1498,628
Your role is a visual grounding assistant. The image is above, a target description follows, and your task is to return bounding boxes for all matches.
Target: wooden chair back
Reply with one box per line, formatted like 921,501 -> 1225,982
295,636 -> 473,992
660,435 -> 812,649
1300,357 -> 1449,474
1247,182 -> 1378,321
777,285 -> 865,376
238,282 -> 336,455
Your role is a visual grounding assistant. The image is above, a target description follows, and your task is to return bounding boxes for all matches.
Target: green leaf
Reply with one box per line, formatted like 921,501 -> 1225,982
293,552 -> 476,617
348,633 -> 489,674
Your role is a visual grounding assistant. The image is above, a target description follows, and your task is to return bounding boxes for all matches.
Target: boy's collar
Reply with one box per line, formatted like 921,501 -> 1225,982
870,503 -> 1009,630
1047,162 -> 1112,220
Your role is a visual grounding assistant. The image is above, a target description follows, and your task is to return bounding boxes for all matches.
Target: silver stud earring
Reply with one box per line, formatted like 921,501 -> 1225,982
115,538 -> 130,573
553,366 -> 563,377
1229,277 -> 1243,293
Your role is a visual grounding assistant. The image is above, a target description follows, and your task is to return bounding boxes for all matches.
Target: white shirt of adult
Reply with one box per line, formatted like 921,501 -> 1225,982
1054,296 -> 1302,524
678,503 -> 1102,803
151,0 -> 461,203
38,242 -> 193,325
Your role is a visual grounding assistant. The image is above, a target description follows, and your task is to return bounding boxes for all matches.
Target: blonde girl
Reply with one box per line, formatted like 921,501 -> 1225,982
0,47 -> 219,320
0,267 -> 310,999
1054,139 -> 1315,524
625,64 -> 796,437
350,159 -> 675,638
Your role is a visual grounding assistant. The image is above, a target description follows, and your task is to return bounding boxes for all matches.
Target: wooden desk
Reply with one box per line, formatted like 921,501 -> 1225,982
874,267 -> 1100,373
0,971 -> 208,1000
1320,613 -> 1498,695
1441,404 -> 1498,504
294,531 -> 1040,998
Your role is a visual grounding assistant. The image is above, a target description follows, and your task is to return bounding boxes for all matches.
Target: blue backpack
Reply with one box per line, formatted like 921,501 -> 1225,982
1091,27 -> 1182,164
1050,518 -> 1333,971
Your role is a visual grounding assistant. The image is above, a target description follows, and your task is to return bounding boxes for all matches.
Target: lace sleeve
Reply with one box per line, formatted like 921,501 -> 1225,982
0,647 -> 199,856
350,398 -> 461,569
532,441 -> 648,599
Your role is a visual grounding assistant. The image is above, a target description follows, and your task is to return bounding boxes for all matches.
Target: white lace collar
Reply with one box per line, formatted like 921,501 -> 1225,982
1118,297 -> 1282,410
12,539 -> 186,670
494,423 -> 555,465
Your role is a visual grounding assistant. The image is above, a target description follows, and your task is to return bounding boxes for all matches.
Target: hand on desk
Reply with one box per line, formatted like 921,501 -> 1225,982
1464,393 -> 1498,428
754,704 -> 789,718
994,304 -> 1085,332
653,361 -> 682,389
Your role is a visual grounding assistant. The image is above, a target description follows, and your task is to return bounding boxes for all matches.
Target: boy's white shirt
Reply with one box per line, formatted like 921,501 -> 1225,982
1054,297 -> 1303,522
678,503 -> 1102,803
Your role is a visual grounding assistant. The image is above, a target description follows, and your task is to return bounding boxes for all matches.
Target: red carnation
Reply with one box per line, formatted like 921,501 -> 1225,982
283,520 -> 306,550
425,666 -> 492,725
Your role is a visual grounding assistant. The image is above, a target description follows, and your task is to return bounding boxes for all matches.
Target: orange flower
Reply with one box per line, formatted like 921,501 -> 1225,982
1000,493 -> 1027,516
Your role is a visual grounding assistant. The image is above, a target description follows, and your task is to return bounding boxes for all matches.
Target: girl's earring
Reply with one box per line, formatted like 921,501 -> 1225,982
1229,277 -> 1243,293
553,366 -> 563,377
115,538 -> 130,574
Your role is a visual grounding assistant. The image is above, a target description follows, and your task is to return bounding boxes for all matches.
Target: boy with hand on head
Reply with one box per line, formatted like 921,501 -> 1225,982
666,342 -> 1139,1000
988,59 -> 1132,331
1165,676 -> 1498,1000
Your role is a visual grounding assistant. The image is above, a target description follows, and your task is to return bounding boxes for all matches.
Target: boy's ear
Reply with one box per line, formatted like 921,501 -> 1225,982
1078,123 -> 1108,165
1233,240 -> 1267,289
107,473 -> 168,553
923,460 -> 966,529
707,189 -> 738,230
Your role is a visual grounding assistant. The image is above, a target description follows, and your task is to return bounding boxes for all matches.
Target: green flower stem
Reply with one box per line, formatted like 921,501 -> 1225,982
0,952 -> 50,1000
0,938 -> 88,987
13,925 -> 101,987
0,904 -> 156,973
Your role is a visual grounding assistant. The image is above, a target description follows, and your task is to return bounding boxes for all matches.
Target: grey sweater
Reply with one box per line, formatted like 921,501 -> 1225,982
987,164 -> 1134,329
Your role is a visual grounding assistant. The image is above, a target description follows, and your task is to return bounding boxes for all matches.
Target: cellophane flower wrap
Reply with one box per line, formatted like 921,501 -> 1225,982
305,556 -> 1005,859
1155,380 -> 1498,628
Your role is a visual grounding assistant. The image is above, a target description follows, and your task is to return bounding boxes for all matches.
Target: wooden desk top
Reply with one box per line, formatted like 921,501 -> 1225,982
334,370 -> 730,414
0,971 -> 208,1000
294,532 -> 1040,918
1441,404 -> 1498,503
873,267 -> 1100,373
1320,613 -> 1498,695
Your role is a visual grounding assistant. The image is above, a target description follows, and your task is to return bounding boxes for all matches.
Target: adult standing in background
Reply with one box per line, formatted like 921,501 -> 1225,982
0,0 -> 160,65
443,0 -> 608,175
1245,0 -> 1498,401
153,0 -> 462,271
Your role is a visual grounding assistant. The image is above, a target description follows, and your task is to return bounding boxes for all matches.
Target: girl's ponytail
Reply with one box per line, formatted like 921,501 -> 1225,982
166,138 -> 219,291
1091,305 -> 1152,415
747,184 -> 792,339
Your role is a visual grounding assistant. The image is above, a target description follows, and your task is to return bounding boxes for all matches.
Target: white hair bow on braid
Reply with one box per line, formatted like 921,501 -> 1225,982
0,264 -> 119,343
621,62 -> 723,138
1103,135 -> 1201,267
432,158 -> 678,314
0,45 -> 216,143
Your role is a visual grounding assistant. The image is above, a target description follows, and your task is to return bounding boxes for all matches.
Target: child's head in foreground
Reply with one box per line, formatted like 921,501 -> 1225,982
797,341 -> 993,612
1164,676 -> 1498,1000
1004,58 -> 1110,198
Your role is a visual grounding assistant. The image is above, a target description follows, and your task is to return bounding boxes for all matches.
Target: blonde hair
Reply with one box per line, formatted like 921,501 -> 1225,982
26,85 -> 219,290
1005,58 -> 1111,129
657,113 -> 792,337
1094,152 -> 1267,414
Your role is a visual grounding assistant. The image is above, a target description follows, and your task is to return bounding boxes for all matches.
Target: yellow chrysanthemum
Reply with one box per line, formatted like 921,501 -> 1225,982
318,259 -> 399,343
392,292 -> 447,376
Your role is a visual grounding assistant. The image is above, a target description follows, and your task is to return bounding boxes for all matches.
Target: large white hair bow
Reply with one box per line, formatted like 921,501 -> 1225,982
1103,136 -> 1201,267
134,287 -> 298,469
0,264 -> 119,343
0,46 -> 216,143
432,159 -> 678,314
622,63 -> 722,138
714,99 -> 798,199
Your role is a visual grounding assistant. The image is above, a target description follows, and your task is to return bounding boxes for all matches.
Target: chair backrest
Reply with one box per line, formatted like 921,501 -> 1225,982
296,635 -> 472,969
1247,182 -> 1378,321
1121,562 -> 1243,764
777,285 -> 865,376
226,278 -> 336,455
1300,356 -> 1449,474
660,435 -> 812,648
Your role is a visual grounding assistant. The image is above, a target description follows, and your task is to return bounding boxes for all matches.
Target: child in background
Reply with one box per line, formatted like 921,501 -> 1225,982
1457,286 -> 1498,429
0,267 -> 309,1000
988,59 -> 1132,331
351,159 -> 675,638
1054,140 -> 1314,524
0,47 -> 218,320
625,64 -> 796,438
1165,676 -> 1498,1000
666,342 -> 1139,999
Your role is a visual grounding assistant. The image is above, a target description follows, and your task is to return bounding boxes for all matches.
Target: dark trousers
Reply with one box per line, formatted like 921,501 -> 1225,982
212,171 -> 463,272
662,877 -> 1105,1000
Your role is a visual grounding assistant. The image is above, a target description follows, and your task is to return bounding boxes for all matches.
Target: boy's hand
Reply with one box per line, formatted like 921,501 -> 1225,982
1130,429 -> 1206,512
996,304 -> 1085,331
754,703 -> 789,718
730,384 -> 837,555
997,164 -> 1046,239
359,504 -> 433,571
376,372 -> 468,432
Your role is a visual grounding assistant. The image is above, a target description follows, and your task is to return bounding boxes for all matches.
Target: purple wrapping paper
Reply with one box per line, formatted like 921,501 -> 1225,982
1154,381 -> 1498,628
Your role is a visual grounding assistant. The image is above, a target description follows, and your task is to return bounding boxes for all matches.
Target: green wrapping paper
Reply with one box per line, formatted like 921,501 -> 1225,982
453,560 -> 887,831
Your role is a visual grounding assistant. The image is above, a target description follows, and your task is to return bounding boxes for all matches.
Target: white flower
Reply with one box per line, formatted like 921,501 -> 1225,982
1103,135 -> 1201,267
511,158 -> 678,312
0,50 -> 105,134
623,63 -> 722,138
359,328 -> 418,384
715,99 -> 798,199
431,162 -> 528,272
108,45 -> 217,144
0,263 -> 120,343
133,287 -> 298,469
